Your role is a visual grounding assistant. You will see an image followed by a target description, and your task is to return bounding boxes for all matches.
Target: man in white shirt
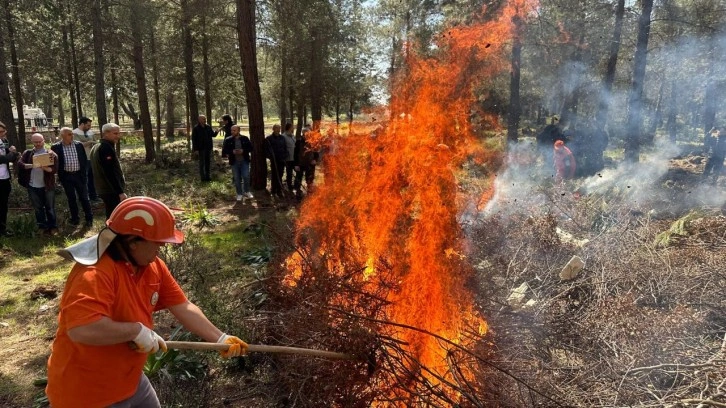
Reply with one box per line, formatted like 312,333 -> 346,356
73,117 -> 100,201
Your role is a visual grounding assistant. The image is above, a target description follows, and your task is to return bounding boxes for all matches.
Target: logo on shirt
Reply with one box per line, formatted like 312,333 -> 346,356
150,291 -> 159,306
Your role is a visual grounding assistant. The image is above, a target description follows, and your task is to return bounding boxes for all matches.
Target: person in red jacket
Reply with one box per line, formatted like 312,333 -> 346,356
553,140 -> 576,183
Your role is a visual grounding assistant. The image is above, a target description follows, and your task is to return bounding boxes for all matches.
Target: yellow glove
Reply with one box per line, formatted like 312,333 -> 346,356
217,333 -> 248,358
132,323 -> 167,354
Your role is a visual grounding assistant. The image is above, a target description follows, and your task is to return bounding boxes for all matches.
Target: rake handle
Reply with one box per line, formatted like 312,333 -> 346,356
165,341 -> 356,360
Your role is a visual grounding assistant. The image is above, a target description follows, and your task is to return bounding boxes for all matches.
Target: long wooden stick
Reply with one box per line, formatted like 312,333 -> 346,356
165,341 -> 356,360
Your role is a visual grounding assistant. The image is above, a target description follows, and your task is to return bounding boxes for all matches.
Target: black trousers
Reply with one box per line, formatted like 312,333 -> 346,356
60,172 -> 93,223
285,161 -> 295,190
269,158 -> 285,195
0,178 -> 10,233
198,149 -> 212,181
100,193 -> 122,219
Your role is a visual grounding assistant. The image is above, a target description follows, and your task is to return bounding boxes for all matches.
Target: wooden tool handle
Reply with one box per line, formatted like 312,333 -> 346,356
165,341 -> 356,360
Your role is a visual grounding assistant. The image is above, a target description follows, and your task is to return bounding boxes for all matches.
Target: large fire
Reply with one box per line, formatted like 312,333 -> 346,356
285,0 -> 535,404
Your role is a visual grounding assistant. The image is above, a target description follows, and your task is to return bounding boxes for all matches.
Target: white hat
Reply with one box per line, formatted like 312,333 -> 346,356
57,228 -> 118,265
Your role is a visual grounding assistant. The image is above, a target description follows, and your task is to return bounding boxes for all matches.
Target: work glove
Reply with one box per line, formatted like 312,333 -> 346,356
132,323 -> 167,354
217,333 -> 248,358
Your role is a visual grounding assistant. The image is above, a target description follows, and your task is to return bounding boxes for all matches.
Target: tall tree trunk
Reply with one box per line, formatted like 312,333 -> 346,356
237,0 -> 267,190
151,29 -> 162,154
165,91 -> 175,139
702,44 -> 717,148
280,56 -> 289,124
92,0 -> 107,129
202,16 -> 213,122
57,94 -> 65,127
181,0 -> 199,135
624,0 -> 654,162
596,0 -> 625,130
68,2 -> 83,120
310,28 -> 323,130
560,32 -> 586,128
3,0 -> 25,148
667,80 -> 677,143
647,81 -> 664,141
62,23 -> 79,129
0,23 -> 18,147
507,9 -> 523,144
130,6 -> 155,163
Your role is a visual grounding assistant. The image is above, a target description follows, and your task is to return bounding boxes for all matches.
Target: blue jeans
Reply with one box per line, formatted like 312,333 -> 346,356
231,160 -> 250,195
27,186 -> 57,229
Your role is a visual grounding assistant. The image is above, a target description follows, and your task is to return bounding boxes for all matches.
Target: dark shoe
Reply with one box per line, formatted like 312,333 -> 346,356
0,230 -> 13,237
45,228 -> 59,236
69,219 -> 80,226
84,220 -> 93,228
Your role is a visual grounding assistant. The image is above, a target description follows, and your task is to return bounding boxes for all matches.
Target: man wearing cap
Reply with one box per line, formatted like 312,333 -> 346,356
90,123 -> 127,218
46,196 -> 248,408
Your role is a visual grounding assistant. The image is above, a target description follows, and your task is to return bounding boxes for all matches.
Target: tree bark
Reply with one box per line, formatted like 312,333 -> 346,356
181,0 -> 199,134
0,20 -> 18,147
68,1 -> 83,120
667,81 -> 677,143
237,0 -> 267,190
92,0 -> 107,129
130,6 -> 155,163
165,91 -> 175,139
202,15 -> 213,122
507,10 -> 523,144
151,29 -> 162,154
62,22 -> 79,129
624,0 -> 654,162
310,28 -> 323,130
3,0 -> 25,148
596,0 -> 625,130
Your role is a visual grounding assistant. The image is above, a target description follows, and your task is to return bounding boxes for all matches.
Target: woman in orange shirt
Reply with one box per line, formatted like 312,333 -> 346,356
46,197 -> 247,408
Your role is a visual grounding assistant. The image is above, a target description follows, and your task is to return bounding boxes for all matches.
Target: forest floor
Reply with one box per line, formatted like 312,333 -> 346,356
0,133 -> 724,407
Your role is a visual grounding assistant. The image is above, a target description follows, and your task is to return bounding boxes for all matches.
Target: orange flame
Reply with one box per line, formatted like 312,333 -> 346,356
287,0 -> 537,402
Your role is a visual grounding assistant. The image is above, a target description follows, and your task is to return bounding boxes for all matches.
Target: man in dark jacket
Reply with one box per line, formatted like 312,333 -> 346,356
90,123 -> 126,218
293,125 -> 320,199
18,134 -> 59,235
221,125 -> 253,201
191,115 -> 218,182
51,127 -> 94,227
265,124 -> 287,198
0,121 -> 18,236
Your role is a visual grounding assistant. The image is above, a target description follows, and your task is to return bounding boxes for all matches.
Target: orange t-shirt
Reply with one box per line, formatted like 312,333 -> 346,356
46,254 -> 187,408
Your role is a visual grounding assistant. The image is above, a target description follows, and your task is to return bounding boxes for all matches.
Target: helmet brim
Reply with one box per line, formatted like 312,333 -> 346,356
156,229 -> 185,244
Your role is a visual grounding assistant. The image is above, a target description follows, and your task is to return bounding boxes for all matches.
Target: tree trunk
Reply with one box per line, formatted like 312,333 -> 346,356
507,10 -> 523,144
0,22 -> 18,147
3,0 -> 25,148
68,2 -> 83,120
280,56 -> 290,124
151,29 -> 162,154
624,0 -> 654,162
667,81 -> 677,143
560,32 -> 586,128
57,94 -> 65,128
310,28 -> 323,130
202,16 -> 213,122
62,22 -> 79,129
130,5 -> 155,164
165,91 -> 175,139
181,0 -> 199,130
92,0 -> 107,129
702,48 -> 717,148
596,0 -> 625,130
237,0 -> 267,191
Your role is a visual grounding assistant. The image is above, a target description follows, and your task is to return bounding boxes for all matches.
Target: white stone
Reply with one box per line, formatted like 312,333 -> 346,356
560,255 -> 585,281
